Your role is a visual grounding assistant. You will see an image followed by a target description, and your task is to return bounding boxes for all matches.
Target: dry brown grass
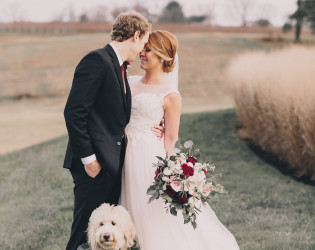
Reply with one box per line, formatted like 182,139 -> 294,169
0,32 -> 254,100
0,34 -> 110,99
229,46 -> 315,181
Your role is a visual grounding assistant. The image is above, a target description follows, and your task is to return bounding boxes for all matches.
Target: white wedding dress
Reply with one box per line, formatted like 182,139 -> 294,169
120,75 -> 239,250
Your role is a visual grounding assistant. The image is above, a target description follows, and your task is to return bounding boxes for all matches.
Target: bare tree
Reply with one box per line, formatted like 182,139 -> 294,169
228,0 -> 254,27
191,1 -> 216,25
131,4 -> 158,23
52,11 -> 66,22
67,4 -> 76,22
112,7 -> 129,20
88,5 -> 109,22
6,2 -> 26,22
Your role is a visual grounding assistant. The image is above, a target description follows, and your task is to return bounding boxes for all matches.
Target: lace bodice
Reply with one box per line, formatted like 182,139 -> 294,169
125,75 -> 180,145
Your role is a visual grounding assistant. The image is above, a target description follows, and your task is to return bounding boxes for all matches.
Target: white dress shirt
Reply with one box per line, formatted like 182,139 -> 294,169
81,42 -> 124,166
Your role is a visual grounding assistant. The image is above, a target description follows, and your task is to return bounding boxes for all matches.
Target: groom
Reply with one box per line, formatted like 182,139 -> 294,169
63,12 -> 161,250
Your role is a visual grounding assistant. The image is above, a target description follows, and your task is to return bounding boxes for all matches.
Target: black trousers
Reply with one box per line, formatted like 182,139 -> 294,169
66,141 -> 126,250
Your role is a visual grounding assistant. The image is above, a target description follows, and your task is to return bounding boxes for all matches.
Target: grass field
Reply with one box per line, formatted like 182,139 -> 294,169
0,109 -> 314,250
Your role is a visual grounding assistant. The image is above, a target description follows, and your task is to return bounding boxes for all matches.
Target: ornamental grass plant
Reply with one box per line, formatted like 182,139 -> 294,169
229,46 -> 315,181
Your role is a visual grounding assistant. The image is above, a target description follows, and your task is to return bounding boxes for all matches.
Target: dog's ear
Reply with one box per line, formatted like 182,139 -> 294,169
123,217 -> 136,248
115,205 -> 137,248
124,227 -> 136,248
87,210 -> 100,250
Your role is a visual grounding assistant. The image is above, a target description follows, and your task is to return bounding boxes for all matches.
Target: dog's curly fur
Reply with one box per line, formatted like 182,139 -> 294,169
87,203 -> 137,250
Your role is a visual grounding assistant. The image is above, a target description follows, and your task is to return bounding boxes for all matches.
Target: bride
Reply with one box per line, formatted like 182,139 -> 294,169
120,30 -> 239,250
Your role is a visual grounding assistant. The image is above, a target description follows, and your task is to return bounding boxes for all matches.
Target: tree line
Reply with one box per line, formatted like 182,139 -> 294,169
287,0 -> 315,42
74,2 -> 209,24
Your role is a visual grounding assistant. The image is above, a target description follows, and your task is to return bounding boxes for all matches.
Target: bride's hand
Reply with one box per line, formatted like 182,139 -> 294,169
151,119 -> 165,140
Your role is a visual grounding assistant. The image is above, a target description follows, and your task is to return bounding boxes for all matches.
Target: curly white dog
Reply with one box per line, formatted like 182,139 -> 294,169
87,203 -> 137,250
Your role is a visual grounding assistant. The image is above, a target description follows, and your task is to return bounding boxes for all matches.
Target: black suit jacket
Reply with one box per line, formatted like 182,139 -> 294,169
63,44 -> 131,175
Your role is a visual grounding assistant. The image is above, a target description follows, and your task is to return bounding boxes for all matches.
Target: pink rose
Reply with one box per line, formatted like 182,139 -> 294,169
202,185 -> 212,197
188,188 -> 196,195
170,176 -> 182,192
186,182 -> 196,195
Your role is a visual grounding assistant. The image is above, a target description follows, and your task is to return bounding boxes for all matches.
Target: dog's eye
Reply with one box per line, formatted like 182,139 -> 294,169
111,221 -> 116,226
100,222 -> 104,226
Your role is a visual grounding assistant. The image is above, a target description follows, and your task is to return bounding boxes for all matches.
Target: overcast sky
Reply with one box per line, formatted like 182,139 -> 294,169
0,0 -> 297,26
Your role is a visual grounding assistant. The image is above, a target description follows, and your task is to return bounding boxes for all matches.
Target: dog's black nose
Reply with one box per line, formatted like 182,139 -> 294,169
103,233 -> 110,241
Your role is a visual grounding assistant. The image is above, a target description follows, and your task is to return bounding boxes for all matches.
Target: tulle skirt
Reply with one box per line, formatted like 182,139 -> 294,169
120,136 -> 239,250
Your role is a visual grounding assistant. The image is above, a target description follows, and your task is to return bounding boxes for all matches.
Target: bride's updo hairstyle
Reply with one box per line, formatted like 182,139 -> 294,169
147,30 -> 178,73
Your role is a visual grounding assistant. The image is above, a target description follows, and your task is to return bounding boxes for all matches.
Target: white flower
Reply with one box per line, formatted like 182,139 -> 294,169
163,168 -> 172,176
177,157 -> 186,164
174,163 -> 182,172
162,176 -> 170,182
187,162 -> 194,168
194,197 -> 202,209
188,197 -> 194,208
189,171 -> 206,183
188,197 -> 202,209
188,187 -> 196,195
187,172 -> 206,194
194,163 -> 203,171
168,161 -> 175,168
208,164 -> 215,171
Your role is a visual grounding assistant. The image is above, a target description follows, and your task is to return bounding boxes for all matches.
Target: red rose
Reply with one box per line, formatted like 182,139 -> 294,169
166,185 -> 176,198
187,157 -> 197,165
177,193 -> 190,204
154,166 -> 165,182
203,170 -> 209,174
166,185 -> 191,204
181,163 -> 194,178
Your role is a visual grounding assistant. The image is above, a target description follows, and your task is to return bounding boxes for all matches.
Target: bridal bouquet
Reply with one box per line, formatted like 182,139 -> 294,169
147,140 -> 227,229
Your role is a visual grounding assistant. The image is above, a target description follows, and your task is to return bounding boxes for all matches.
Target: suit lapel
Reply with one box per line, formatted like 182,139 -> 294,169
105,44 -> 127,111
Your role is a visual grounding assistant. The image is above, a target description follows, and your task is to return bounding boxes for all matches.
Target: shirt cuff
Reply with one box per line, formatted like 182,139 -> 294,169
81,154 -> 96,165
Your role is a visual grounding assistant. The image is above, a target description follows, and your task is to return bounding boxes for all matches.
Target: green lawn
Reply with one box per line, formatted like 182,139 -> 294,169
0,109 -> 314,249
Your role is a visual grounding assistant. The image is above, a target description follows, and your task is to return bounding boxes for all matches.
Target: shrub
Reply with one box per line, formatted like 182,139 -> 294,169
282,23 -> 292,33
228,46 -> 315,181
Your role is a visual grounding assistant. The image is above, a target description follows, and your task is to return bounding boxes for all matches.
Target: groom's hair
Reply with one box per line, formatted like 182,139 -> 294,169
111,12 -> 151,42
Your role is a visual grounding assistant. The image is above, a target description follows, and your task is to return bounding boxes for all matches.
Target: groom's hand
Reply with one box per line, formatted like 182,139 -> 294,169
151,119 -> 165,140
84,160 -> 101,178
